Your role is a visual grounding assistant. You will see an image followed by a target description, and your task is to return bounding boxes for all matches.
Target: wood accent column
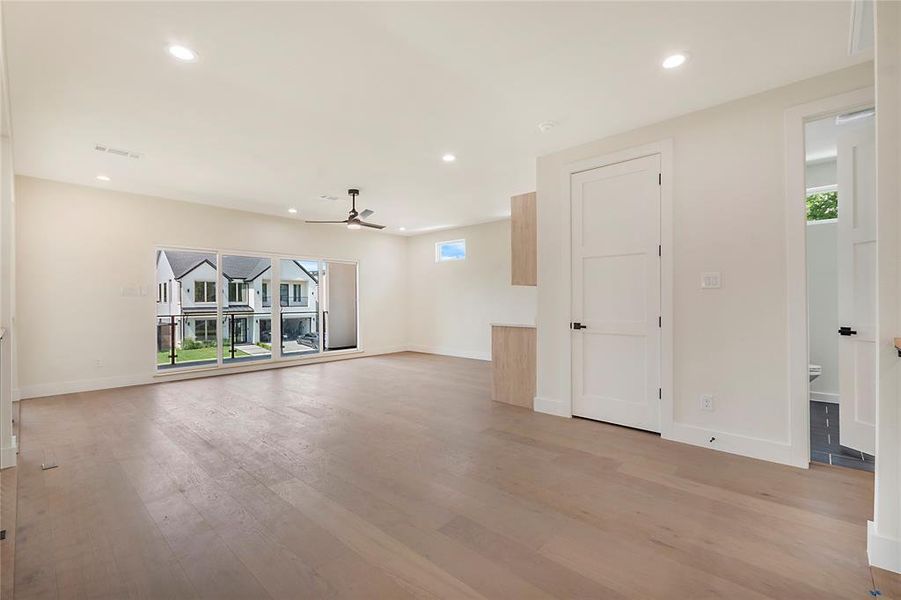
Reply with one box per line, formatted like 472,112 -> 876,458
491,325 -> 536,408
511,192 -> 537,286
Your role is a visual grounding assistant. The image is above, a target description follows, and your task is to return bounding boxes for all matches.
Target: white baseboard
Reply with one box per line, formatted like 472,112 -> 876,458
534,396 -> 571,418
17,346 -> 410,400
406,345 -> 490,362
18,373 -> 153,399
810,391 -> 840,404
664,422 -> 803,468
869,521 -> 901,573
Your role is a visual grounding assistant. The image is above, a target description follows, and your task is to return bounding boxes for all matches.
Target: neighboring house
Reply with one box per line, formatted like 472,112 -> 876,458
156,250 -> 319,352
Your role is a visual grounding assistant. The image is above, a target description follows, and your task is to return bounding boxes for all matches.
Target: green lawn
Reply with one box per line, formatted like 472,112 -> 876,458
157,346 -> 250,365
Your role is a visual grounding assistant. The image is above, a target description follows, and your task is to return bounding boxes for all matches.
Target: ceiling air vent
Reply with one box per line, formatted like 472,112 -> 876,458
94,144 -> 142,159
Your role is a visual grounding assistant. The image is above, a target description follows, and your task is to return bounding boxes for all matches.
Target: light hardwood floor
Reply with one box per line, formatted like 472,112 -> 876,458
7,352 -> 885,599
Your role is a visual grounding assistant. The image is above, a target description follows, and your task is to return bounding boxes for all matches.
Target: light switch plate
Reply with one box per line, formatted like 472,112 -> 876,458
701,272 -> 722,289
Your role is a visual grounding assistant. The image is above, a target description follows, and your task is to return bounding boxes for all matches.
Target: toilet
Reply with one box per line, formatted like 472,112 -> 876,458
809,364 -> 822,382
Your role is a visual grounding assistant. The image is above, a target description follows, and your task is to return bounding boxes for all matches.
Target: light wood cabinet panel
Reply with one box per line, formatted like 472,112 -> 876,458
511,192 -> 537,286
491,325 -> 536,408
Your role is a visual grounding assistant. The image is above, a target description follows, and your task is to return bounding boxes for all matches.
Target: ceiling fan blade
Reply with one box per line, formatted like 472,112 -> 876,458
305,219 -> 348,224
358,221 -> 386,230
359,208 -> 374,219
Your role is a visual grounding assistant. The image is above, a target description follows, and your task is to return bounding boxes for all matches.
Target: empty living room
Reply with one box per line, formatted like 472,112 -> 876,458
2,1 -> 901,598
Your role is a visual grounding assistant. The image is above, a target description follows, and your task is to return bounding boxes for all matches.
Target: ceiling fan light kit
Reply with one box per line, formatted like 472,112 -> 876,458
305,188 -> 386,230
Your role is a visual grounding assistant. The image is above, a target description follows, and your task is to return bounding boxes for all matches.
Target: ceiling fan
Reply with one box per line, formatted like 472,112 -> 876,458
305,188 -> 385,230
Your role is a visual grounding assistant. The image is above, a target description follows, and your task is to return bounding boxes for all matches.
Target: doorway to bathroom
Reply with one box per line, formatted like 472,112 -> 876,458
804,106 -> 876,471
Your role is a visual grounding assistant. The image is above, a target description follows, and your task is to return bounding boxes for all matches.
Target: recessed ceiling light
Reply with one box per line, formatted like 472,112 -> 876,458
399,227 -> 406,231
537,120 -> 557,133
442,153 -> 456,163
662,53 -> 689,69
168,44 -> 197,62
95,174 -> 110,182
288,208 -> 298,214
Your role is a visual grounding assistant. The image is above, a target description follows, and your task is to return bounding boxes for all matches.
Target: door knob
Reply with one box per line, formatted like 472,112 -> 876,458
571,322 -> 587,330
838,326 -> 858,336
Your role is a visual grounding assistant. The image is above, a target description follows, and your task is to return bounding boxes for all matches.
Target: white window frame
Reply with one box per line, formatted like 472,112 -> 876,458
435,239 -> 466,262
194,280 -> 216,304
228,281 -> 247,304
153,245 -> 360,377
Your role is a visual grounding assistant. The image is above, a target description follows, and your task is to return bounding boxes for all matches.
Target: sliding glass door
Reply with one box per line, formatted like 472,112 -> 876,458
322,261 -> 358,352
156,248 -> 356,371
221,254 -> 272,364
156,249 -> 219,369
279,259 -> 320,357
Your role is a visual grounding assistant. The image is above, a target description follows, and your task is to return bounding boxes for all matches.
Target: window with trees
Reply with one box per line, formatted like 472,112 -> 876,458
806,190 -> 837,221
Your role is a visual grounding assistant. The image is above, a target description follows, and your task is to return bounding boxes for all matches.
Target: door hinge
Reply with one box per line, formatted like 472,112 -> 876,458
658,244 -> 661,257
658,316 -> 662,327
658,173 -> 662,185
658,388 -> 662,400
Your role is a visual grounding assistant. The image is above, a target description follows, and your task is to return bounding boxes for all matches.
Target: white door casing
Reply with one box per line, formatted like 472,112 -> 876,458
571,154 -> 661,432
837,121 -> 877,456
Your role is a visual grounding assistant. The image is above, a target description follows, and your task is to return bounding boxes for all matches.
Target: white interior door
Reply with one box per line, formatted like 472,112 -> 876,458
571,154 -> 661,432
837,120 -> 876,456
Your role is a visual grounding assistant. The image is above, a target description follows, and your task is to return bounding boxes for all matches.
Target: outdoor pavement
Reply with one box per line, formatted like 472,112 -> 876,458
235,344 -> 271,356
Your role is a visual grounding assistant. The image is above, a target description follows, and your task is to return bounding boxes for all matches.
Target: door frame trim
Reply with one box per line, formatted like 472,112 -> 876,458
784,86 -> 875,468
559,139 -> 674,437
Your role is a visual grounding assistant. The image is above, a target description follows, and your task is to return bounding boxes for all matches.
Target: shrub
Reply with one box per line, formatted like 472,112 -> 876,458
181,338 -> 216,350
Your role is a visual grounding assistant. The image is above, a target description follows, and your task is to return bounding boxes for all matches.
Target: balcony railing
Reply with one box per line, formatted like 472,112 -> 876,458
280,297 -> 309,307
156,312 -> 274,369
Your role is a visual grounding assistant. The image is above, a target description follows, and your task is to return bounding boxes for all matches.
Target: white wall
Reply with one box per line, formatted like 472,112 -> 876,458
536,63 -> 873,466
15,176 -> 408,398
870,0 -> 901,574
0,0 -> 17,468
406,220 -> 536,360
806,220 -> 839,402
806,158 -> 837,189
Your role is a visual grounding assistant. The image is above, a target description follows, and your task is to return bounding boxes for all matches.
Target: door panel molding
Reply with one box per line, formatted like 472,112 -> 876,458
571,154 -> 661,432
837,124 -> 877,454
555,139 -> 674,438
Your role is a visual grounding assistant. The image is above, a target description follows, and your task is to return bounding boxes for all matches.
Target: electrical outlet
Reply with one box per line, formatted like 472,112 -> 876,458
701,272 -> 722,289
700,394 -> 715,411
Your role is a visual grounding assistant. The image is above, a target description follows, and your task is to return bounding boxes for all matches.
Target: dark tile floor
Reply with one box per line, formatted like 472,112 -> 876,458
810,401 -> 874,472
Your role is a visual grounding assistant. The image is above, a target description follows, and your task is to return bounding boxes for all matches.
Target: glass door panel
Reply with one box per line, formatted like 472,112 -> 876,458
279,259 -> 320,356
221,254 -> 272,364
156,249 -> 219,370
323,261 -> 358,352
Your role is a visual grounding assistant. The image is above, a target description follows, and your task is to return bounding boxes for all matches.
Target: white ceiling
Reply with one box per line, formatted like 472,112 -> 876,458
4,1 -> 868,234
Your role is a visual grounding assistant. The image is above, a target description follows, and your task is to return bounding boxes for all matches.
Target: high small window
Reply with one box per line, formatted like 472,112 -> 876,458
194,281 -> 216,303
262,282 -> 270,304
293,283 -> 303,302
163,282 -> 168,303
436,239 -> 466,262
